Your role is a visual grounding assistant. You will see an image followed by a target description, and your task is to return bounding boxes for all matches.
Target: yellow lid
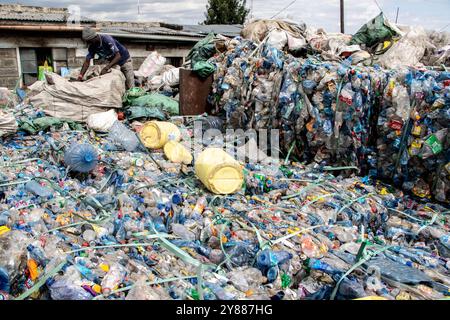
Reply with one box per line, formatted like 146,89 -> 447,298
140,122 -> 161,149
99,263 -> 110,272
164,141 -> 193,164
208,165 -> 243,194
195,148 -> 244,195
140,121 -> 181,149
0,225 -> 11,236
354,296 -> 388,300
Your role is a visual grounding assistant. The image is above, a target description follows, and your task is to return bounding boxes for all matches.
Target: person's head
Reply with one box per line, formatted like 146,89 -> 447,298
82,27 -> 100,46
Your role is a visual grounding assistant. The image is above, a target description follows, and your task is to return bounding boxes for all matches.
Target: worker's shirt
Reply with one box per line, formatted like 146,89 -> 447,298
86,34 -> 130,66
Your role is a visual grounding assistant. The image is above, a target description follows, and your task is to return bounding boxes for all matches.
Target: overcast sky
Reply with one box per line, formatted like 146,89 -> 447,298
2,0 -> 449,33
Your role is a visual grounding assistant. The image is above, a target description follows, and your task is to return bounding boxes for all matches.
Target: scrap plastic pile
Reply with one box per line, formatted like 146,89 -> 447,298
0,15 -> 449,301
0,101 -> 449,300
206,18 -> 450,203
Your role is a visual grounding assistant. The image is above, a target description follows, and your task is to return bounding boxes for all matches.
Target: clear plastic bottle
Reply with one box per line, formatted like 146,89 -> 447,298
171,223 -> 196,241
108,121 -> 141,152
25,180 -> 53,198
192,196 -> 207,216
101,263 -> 127,296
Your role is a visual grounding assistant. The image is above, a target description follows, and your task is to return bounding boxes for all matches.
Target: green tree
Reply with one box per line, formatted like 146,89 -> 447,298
203,0 -> 249,25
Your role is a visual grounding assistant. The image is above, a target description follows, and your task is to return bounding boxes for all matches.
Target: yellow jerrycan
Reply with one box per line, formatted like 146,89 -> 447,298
195,148 -> 243,195
139,121 -> 181,149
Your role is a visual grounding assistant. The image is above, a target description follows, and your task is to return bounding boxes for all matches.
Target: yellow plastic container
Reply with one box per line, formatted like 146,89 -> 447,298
164,141 -> 193,164
195,148 -> 243,195
139,121 -> 181,149
354,296 -> 388,300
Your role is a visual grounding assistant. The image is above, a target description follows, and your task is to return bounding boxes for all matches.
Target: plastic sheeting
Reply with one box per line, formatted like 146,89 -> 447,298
0,109 -> 18,137
29,69 -> 126,122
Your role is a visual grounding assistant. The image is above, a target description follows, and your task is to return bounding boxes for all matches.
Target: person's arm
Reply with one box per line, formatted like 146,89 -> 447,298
101,52 -> 122,75
78,58 -> 91,80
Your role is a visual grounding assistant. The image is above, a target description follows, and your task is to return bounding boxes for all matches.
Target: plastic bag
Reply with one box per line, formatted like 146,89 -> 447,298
131,93 -> 179,115
377,27 -> 430,69
267,30 -> 288,50
193,61 -> 216,78
161,67 -> 180,86
134,52 -> 166,78
0,109 -> 18,137
287,33 -> 307,51
350,13 -> 400,48
87,109 -> 118,132
125,106 -> 167,121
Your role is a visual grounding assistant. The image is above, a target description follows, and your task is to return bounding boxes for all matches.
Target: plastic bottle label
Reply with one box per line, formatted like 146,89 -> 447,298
425,135 -> 442,155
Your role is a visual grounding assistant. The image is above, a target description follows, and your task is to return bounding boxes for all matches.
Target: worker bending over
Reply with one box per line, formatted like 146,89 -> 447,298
79,27 -> 134,89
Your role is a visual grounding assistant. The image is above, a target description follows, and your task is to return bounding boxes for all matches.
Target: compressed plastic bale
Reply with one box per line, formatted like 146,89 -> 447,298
87,109 -> 118,132
195,148 -> 244,194
163,140 -> 193,164
139,121 -> 181,149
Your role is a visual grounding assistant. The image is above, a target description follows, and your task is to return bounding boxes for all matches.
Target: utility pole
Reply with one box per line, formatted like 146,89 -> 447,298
340,0 -> 345,34
395,7 -> 399,23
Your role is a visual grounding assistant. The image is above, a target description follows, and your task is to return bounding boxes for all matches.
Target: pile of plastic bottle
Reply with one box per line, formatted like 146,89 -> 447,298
208,37 -> 450,202
0,106 -> 449,300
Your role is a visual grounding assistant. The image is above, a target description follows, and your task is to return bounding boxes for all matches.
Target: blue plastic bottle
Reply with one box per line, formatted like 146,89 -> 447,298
256,249 -> 293,270
0,267 -> 10,294
64,143 -> 98,173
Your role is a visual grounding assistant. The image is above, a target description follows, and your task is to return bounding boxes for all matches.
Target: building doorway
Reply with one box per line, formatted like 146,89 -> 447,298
19,47 -> 52,86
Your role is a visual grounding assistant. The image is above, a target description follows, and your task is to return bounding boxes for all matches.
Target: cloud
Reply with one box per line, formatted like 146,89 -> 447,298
1,0 -> 449,32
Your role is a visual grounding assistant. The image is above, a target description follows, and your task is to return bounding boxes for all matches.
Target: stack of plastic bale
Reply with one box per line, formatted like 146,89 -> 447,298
376,68 -> 450,203
209,38 -> 389,173
291,57 -> 388,172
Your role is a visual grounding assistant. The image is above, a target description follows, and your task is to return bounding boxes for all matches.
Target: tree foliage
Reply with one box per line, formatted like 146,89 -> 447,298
203,0 -> 249,25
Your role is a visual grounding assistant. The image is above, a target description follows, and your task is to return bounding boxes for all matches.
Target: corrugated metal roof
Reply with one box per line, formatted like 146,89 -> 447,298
182,24 -> 242,37
0,12 -> 95,23
100,26 -> 206,38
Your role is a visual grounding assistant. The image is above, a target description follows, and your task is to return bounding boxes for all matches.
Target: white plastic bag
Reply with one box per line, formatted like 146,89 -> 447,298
267,30 -> 288,50
378,27 -> 429,69
162,68 -> 180,87
87,109 -> 118,132
287,33 -> 307,51
134,52 -> 166,78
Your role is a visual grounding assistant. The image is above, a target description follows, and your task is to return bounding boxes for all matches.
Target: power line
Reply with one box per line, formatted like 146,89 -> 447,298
270,0 -> 297,19
373,0 -> 383,12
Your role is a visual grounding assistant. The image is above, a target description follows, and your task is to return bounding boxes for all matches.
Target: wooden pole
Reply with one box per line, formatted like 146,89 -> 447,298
340,0 -> 345,33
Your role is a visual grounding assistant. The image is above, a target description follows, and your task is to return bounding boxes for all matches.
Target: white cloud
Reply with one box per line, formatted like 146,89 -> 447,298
1,0 -> 449,32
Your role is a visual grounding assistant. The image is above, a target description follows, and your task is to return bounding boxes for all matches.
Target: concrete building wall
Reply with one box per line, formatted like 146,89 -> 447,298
0,48 -> 19,88
0,33 -> 196,88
